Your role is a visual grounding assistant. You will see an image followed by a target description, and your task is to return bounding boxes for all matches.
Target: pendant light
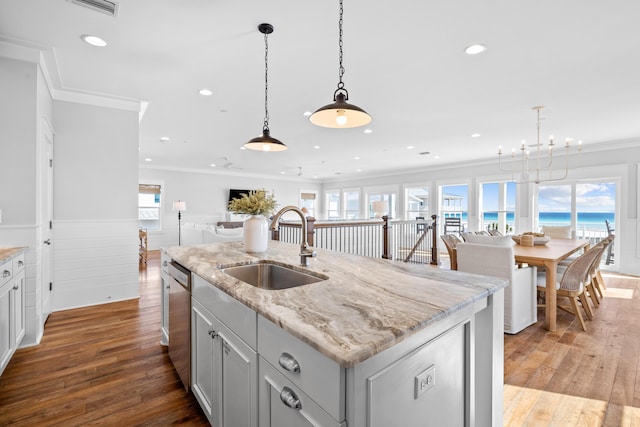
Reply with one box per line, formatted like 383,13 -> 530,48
244,23 -> 287,152
309,0 -> 372,129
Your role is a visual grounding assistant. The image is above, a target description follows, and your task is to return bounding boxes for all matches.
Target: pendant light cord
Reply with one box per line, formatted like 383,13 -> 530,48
263,30 -> 270,132
337,0 -> 344,90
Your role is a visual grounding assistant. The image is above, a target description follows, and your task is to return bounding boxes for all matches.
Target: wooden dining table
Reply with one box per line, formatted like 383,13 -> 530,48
513,238 -> 590,331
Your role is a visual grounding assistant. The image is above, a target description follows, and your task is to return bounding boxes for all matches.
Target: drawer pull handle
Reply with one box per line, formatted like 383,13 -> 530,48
280,387 -> 302,410
279,352 -> 300,373
3,270 -> 10,278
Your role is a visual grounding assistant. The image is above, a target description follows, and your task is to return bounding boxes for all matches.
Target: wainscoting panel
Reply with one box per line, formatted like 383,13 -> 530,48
52,219 -> 139,311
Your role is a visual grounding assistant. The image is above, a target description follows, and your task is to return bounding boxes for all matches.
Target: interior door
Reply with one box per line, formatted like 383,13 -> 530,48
41,118 -> 54,321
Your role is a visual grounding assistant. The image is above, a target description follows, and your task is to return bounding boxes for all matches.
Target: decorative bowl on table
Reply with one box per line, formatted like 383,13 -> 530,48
511,234 -> 551,246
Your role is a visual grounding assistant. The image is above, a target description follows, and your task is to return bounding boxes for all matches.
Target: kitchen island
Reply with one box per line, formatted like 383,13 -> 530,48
166,240 -> 506,427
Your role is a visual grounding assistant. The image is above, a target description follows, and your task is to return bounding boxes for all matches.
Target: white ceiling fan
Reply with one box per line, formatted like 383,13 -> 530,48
221,157 -> 242,170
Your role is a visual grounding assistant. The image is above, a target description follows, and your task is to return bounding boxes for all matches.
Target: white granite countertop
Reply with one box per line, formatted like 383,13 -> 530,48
167,240 -> 506,367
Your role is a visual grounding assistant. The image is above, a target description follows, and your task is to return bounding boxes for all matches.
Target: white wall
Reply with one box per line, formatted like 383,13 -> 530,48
52,100 -> 140,310
139,167 -> 321,250
320,141 -> 640,275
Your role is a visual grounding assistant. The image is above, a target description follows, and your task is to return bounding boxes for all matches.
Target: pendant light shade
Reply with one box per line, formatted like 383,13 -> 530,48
309,0 -> 371,129
244,23 -> 287,151
244,129 -> 287,152
309,91 -> 372,128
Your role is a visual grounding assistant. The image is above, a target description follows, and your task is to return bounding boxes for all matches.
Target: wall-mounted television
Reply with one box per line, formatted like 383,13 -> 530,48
228,189 -> 252,203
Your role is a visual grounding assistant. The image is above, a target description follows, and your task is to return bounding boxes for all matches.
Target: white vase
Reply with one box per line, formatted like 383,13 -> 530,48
244,215 -> 269,253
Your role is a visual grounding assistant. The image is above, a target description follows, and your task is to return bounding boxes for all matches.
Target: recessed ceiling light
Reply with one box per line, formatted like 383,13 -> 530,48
313,176 -> 319,179
199,89 -> 213,96
464,44 -> 486,55
210,163 -> 216,167
81,34 -> 107,47
471,133 -> 481,138
303,111 -> 312,117
144,158 -> 152,162
356,169 -> 362,172
364,129 -> 373,134
434,155 -> 440,159
354,156 -> 360,160
240,146 -> 246,150
280,171 -> 286,174
160,136 -> 170,142
407,146 -> 414,150
313,145 -> 320,149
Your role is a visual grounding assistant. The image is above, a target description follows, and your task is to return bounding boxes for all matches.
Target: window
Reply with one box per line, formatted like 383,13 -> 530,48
538,181 -> 616,243
139,184 -> 162,230
481,181 -> 516,234
300,191 -> 317,218
440,184 -> 468,232
368,193 -> 395,218
406,186 -> 429,220
344,190 -> 360,219
326,191 -> 340,219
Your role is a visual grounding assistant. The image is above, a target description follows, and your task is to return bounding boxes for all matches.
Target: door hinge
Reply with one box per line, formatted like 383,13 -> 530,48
49,220 -> 53,229
49,282 -> 52,291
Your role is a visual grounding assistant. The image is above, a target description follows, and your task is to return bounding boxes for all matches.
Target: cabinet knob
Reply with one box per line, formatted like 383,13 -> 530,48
278,352 -> 301,373
279,387 -> 302,410
162,260 -> 168,266
43,239 -> 51,245
208,329 -> 218,339
13,284 -> 19,290
18,260 -> 24,267
3,270 -> 10,278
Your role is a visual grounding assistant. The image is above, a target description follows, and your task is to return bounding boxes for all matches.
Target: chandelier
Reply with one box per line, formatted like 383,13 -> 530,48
498,106 -> 582,184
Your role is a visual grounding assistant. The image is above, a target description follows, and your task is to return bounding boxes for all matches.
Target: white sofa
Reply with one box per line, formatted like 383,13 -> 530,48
181,223 -> 244,245
457,241 -> 537,334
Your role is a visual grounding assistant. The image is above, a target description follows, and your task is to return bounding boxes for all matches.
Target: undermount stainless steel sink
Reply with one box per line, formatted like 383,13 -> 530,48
220,261 -> 328,290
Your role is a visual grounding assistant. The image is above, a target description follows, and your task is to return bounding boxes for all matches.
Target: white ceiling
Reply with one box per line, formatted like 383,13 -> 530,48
2,0 -> 639,181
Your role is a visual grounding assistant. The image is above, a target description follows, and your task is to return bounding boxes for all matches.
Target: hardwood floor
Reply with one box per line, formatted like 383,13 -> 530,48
0,251 -> 209,426
1,251 -> 639,426
504,271 -> 640,426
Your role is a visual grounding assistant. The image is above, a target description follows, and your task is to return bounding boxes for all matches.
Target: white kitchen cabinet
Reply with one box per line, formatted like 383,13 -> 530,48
258,356 -> 345,427
0,251 -> 26,376
192,291 -> 258,427
160,249 -> 170,346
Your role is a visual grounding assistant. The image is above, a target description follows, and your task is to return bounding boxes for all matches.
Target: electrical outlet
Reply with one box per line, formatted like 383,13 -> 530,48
414,365 -> 435,399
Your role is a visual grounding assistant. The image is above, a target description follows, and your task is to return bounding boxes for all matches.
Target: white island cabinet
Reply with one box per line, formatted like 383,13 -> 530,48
168,241 -> 506,427
191,274 -> 258,427
0,248 -> 26,376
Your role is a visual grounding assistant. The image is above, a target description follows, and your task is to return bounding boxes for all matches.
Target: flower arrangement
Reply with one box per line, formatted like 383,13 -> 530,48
227,189 -> 277,217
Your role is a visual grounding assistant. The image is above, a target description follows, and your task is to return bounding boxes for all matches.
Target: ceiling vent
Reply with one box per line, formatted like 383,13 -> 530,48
70,0 -> 118,17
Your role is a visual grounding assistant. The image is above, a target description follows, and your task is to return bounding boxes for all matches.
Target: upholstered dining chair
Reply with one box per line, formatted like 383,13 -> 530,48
536,243 -> 603,331
541,225 -> 574,239
440,234 -> 462,270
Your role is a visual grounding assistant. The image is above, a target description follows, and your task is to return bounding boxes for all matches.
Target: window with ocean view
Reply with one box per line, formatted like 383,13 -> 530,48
481,181 -> 516,234
537,181 -> 616,242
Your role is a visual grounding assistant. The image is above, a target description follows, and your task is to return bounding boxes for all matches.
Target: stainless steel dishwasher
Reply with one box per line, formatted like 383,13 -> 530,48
168,260 -> 191,391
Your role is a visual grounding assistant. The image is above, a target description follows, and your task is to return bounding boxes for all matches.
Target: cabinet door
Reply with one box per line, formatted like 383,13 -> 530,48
191,300 -> 223,426
220,333 -> 258,427
0,282 -> 11,372
11,270 -> 26,348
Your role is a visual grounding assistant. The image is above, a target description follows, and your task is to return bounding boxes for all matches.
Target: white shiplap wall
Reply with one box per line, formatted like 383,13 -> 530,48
52,219 -> 139,311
